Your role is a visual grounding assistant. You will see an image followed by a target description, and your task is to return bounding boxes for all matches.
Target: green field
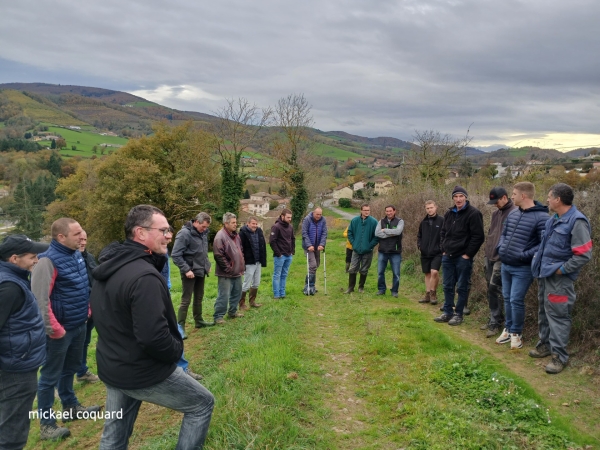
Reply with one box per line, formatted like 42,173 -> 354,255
509,148 -> 530,157
313,142 -> 363,160
37,126 -> 129,156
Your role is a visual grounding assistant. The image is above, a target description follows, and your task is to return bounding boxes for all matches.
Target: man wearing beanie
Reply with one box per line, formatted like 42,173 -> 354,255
435,185 -> 485,326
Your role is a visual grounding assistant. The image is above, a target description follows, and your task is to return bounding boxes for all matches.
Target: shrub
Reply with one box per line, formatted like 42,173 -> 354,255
338,197 -> 352,208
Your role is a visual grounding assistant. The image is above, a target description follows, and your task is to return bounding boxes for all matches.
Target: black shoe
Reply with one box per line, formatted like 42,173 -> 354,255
463,307 -> 471,316
448,314 -> 463,326
529,344 -> 552,358
195,321 -> 215,328
376,291 -> 385,295
480,321 -> 490,331
485,324 -> 501,338
434,314 -> 452,323
62,403 -> 102,423
391,292 -> 398,298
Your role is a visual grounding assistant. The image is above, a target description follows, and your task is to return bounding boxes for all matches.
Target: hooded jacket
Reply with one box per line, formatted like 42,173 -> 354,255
417,214 -> 444,258
440,201 -> 485,258
269,218 -> 296,257
347,215 -> 379,255
90,240 -> 183,390
497,201 -> 549,266
484,199 -> 517,261
171,220 -> 211,277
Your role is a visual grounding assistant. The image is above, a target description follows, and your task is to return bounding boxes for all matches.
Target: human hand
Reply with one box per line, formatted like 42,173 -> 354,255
185,270 -> 195,279
308,246 -> 315,252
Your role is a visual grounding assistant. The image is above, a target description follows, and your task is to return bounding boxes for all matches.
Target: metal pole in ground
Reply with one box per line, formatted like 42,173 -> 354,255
323,250 -> 327,295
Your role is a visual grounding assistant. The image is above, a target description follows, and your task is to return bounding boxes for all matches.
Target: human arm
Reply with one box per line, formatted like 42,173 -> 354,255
301,216 -> 311,250
521,213 -> 547,261
213,233 -> 232,273
31,258 -> 65,339
269,226 -> 282,257
417,221 -> 422,250
0,282 -> 25,330
383,219 -> 404,236
318,220 -> 328,250
170,231 -> 191,273
465,210 -> 485,258
374,220 -> 386,239
347,221 -> 356,247
559,219 -> 593,275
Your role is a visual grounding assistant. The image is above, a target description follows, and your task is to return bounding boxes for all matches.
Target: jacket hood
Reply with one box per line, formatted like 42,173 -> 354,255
521,201 -> 549,213
93,239 -> 167,282
275,217 -> 290,227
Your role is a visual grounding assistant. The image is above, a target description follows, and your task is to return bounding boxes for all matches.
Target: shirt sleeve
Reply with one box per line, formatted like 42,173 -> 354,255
561,219 -> 593,274
31,257 -> 65,338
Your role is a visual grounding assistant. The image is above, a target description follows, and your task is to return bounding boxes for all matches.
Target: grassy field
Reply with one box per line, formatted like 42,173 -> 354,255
313,143 -> 364,160
24,229 -> 599,449
36,126 -> 129,156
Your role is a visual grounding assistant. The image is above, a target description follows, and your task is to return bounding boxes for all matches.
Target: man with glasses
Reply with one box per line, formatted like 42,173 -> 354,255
344,203 -> 379,294
91,204 -> 214,449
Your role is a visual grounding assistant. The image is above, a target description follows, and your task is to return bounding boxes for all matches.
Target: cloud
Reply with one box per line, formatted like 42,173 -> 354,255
1,0 -> 600,148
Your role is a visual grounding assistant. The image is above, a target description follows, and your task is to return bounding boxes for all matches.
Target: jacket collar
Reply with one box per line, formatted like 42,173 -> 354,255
50,239 -> 77,255
0,260 -> 30,282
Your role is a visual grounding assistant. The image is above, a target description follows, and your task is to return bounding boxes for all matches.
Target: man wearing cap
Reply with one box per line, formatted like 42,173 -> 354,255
480,187 -> 516,337
32,218 -> 101,440
0,235 -> 47,449
530,183 -> 592,374
435,186 -> 485,326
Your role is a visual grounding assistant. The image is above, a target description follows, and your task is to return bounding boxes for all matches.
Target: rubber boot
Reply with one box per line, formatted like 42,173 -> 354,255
239,291 -> 249,310
345,262 -> 350,273
303,275 -> 310,296
249,288 -> 262,308
358,274 -> 368,293
177,310 -> 188,340
344,273 -> 357,294
309,274 -> 316,295
429,290 -> 438,305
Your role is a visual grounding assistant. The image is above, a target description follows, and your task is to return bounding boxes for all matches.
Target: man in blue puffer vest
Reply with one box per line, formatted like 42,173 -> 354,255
530,183 -> 592,374
497,182 -> 549,350
0,235 -> 47,450
31,218 -> 101,441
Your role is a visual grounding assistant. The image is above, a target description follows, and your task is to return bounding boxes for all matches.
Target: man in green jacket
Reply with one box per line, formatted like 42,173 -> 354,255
344,203 -> 379,293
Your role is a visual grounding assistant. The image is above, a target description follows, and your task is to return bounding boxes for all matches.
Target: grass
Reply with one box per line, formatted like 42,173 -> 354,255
36,126 -> 129,156
24,230 -> 599,449
313,143 -> 363,160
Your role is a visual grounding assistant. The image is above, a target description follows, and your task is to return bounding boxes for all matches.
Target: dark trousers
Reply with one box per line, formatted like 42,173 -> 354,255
77,318 -> 95,377
484,257 -> 504,326
442,255 -> 473,316
0,369 -> 38,449
179,276 -> 206,323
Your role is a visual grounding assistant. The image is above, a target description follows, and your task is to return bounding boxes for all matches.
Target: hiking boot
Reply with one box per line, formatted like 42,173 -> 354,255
195,320 -> 215,328
419,291 -> 431,303
463,307 -> 471,316
545,355 -> 566,374
529,343 -> 552,358
391,292 -> 398,298
40,423 -> 71,441
215,318 -> 226,325
429,290 -> 438,305
184,368 -> 204,381
76,370 -> 99,383
448,314 -> 463,326
495,328 -> 510,345
480,321 -> 491,330
239,291 -> 250,310
62,403 -> 102,422
228,312 -> 244,318
485,324 -> 502,338
376,291 -> 386,295
434,314 -> 452,323
249,288 -> 262,308
510,333 -> 523,349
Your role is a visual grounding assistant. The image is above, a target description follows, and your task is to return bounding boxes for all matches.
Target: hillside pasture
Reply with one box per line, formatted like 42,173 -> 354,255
37,126 -> 128,156
2,90 -> 87,126
313,142 -> 363,160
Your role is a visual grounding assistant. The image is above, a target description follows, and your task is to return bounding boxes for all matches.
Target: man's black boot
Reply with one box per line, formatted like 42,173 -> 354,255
358,274 -> 368,293
343,273 -> 357,294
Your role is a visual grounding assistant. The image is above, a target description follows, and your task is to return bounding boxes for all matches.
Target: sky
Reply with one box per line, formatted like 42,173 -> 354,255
1,0 -> 599,150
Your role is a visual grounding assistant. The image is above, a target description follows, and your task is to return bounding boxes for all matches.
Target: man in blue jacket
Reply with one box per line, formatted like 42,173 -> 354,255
497,182 -> 549,349
301,208 -> 327,295
344,204 -> 379,294
530,183 -> 592,374
0,235 -> 48,449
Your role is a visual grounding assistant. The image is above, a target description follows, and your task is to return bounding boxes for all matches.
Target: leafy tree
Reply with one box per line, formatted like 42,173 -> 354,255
50,139 -> 56,149
55,138 -> 67,149
24,132 -> 32,139
269,200 -> 279,210
243,189 -> 250,199
71,145 -> 77,151
338,198 -> 352,208
47,152 -> 62,178
6,174 -> 57,239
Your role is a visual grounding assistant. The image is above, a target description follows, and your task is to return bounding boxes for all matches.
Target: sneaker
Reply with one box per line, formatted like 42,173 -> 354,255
40,423 -> 71,441
448,314 -> 463,326
376,291 -> 385,295
510,333 -> 523,349
545,355 -> 566,374
495,328 -> 510,344
76,370 -> 99,383
434,314 -> 452,323
228,312 -> 244,318
463,307 -> 471,316
529,343 -> 552,358
184,368 -> 204,381
62,403 -> 102,422
485,324 -> 502,338
215,318 -> 225,325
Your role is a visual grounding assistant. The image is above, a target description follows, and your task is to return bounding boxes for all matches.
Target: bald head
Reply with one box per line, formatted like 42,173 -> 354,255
313,208 -> 323,221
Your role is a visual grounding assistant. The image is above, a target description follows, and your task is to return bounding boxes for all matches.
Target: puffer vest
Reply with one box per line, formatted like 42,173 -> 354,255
0,261 -> 46,372
39,240 -> 89,330
498,202 -> 549,267
531,205 -> 590,281
378,217 -> 403,254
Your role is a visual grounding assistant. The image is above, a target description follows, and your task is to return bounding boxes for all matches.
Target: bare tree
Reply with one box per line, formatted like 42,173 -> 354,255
408,129 -> 472,185
210,98 -> 273,217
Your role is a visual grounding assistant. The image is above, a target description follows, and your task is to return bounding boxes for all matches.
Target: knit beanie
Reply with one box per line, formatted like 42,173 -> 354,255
451,185 -> 468,198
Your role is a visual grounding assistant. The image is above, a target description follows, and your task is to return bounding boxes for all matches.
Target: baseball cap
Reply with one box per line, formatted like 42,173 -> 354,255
0,234 -> 49,260
488,187 -> 508,204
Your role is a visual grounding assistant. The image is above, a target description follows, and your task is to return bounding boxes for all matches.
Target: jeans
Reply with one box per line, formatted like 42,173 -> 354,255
0,369 -> 38,449
442,255 -> 473,316
377,253 -> 402,294
242,264 -> 262,291
214,276 -> 242,320
484,257 -> 504,326
176,324 -> 189,372
76,318 -> 95,377
100,367 -> 214,450
272,255 -> 293,298
501,264 -> 534,334
37,322 -> 86,425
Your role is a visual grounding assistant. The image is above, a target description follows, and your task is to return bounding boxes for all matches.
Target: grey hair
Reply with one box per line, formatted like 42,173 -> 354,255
549,183 -> 574,206
222,212 -> 237,224
194,212 -> 211,224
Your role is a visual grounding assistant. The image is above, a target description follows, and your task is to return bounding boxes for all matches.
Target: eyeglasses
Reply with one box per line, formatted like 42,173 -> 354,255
141,226 -> 174,237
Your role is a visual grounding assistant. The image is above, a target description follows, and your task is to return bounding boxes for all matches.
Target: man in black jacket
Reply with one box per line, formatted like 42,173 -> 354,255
417,200 -> 444,305
270,209 -> 295,299
435,186 -> 485,326
91,205 -> 214,450
238,216 -> 267,309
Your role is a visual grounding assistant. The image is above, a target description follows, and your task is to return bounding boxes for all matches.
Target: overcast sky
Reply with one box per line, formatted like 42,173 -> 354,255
1,0 -> 599,150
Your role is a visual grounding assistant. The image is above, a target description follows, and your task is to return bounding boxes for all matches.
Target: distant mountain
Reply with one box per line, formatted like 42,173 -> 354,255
322,130 -> 413,150
475,144 -> 508,152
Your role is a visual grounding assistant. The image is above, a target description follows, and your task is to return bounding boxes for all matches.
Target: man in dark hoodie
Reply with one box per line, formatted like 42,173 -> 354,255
435,186 -> 485,326
91,205 -> 214,449
238,216 -> 267,309
171,212 -> 214,338
270,209 -> 295,300
417,200 -> 444,305
480,187 -> 516,338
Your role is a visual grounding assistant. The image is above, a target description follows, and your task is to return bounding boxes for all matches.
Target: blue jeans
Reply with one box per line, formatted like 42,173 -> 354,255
77,318 -> 95,377
377,253 -> 402,294
176,324 -> 189,371
272,255 -> 293,298
0,369 -> 38,449
37,322 -> 86,425
501,264 -> 534,334
214,276 -> 242,320
442,255 -> 473,316
100,367 -> 214,450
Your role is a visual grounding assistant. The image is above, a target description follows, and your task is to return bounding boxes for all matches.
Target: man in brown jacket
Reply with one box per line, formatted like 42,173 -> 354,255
213,212 -> 245,324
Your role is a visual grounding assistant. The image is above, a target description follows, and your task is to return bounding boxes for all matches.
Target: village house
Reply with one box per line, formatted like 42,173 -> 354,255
332,185 -> 353,201
353,181 -> 365,191
374,179 -> 393,195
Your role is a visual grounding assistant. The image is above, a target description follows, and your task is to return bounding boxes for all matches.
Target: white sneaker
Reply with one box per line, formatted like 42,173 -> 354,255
495,328 -> 510,344
510,333 -> 523,349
